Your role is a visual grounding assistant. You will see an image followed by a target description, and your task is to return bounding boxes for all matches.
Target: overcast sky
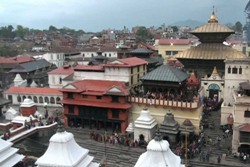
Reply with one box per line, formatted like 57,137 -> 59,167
0,0 -> 248,32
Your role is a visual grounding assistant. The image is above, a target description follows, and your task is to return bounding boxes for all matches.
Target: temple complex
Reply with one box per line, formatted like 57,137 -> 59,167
176,9 -> 246,78
134,130 -> 184,167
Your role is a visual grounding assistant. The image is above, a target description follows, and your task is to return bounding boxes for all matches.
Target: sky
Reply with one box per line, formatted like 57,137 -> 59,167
0,0 -> 248,32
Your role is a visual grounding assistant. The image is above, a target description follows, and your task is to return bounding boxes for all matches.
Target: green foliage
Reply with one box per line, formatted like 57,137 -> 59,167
135,26 -> 153,42
234,21 -> 243,32
0,45 -> 19,57
171,26 -> 178,32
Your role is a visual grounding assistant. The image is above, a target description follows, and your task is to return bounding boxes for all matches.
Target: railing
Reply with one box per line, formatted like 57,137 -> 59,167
5,122 -> 57,143
129,96 -> 200,109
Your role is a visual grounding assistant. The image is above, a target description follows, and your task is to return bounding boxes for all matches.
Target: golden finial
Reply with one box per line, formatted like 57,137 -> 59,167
208,6 -> 218,23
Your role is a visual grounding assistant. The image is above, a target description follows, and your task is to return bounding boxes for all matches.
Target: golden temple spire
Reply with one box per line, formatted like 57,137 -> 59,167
208,6 -> 218,23
212,66 -> 218,75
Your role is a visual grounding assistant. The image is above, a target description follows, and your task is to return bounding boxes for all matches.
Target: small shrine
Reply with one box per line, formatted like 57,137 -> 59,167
5,107 -> 19,121
20,98 -> 36,117
126,122 -> 134,139
0,139 -> 24,167
179,119 -> 195,138
134,130 -> 184,167
159,112 -> 179,144
187,71 -> 200,99
35,122 -> 99,167
134,107 -> 157,142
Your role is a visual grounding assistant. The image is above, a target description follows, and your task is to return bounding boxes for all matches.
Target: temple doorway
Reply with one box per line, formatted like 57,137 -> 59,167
208,83 -> 220,101
163,135 -> 170,143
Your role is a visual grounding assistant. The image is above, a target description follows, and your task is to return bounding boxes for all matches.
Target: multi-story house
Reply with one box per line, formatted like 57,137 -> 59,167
60,80 -> 131,133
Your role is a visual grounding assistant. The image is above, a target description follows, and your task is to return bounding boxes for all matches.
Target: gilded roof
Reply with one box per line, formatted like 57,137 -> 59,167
190,22 -> 234,33
175,43 -> 247,60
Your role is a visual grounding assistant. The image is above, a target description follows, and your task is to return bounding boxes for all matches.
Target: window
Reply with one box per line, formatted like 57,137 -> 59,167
45,97 -> 49,103
143,65 -> 146,71
8,95 -> 12,102
232,67 -> 237,74
56,97 -> 61,102
111,96 -> 119,102
68,105 -> 74,114
82,53 -> 85,57
39,96 -> 43,103
173,51 -> 178,55
130,68 -> 133,74
131,76 -> 133,85
50,97 -> 55,104
67,93 -> 74,99
91,53 -> 94,57
228,66 -> 231,74
112,109 -> 119,118
96,96 -> 102,100
59,77 -> 62,84
17,95 -> 21,103
244,109 -> 250,118
166,51 -> 171,55
137,66 -> 139,72
239,67 -> 242,74
33,96 -> 38,103
109,53 -> 111,57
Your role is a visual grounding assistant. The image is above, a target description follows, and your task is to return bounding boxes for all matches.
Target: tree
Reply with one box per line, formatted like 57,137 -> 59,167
135,26 -> 153,42
234,21 -> 243,32
171,26 -> 178,32
49,25 -> 57,31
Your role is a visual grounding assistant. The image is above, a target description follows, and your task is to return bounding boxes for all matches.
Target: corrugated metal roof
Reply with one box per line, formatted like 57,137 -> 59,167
9,59 -> 51,73
141,65 -> 188,82
190,22 -> 234,33
175,43 -> 247,60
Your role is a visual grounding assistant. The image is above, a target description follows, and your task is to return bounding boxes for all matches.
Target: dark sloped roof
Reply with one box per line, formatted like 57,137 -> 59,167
9,59 -> 51,73
0,97 -> 11,106
240,82 -> 250,90
130,48 -> 153,54
140,65 -> 188,82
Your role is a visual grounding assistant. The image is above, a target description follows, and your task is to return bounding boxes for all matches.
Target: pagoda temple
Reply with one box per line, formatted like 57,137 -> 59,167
134,130 -> 184,167
176,9 -> 247,78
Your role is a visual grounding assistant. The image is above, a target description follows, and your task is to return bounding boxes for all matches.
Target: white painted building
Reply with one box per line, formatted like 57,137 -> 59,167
4,87 -> 62,107
80,46 -> 119,59
48,65 -> 74,88
221,58 -> 250,154
33,52 -> 65,67
47,57 -> 148,89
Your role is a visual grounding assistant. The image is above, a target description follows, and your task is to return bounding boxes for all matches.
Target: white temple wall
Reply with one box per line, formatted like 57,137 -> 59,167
220,103 -> 233,125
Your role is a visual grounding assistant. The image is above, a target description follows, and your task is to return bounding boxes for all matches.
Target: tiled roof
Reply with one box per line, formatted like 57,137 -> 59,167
9,59 -> 51,73
141,65 -> 188,83
175,43 -> 247,60
190,22 -> 234,33
0,55 -> 35,64
158,39 -> 192,45
104,57 -> 148,68
5,87 -> 62,95
48,66 -> 74,75
74,65 -> 104,71
62,80 -> 129,96
61,99 -> 131,109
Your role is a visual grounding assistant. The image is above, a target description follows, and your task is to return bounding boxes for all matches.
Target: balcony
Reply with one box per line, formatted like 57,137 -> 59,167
128,96 -> 200,109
